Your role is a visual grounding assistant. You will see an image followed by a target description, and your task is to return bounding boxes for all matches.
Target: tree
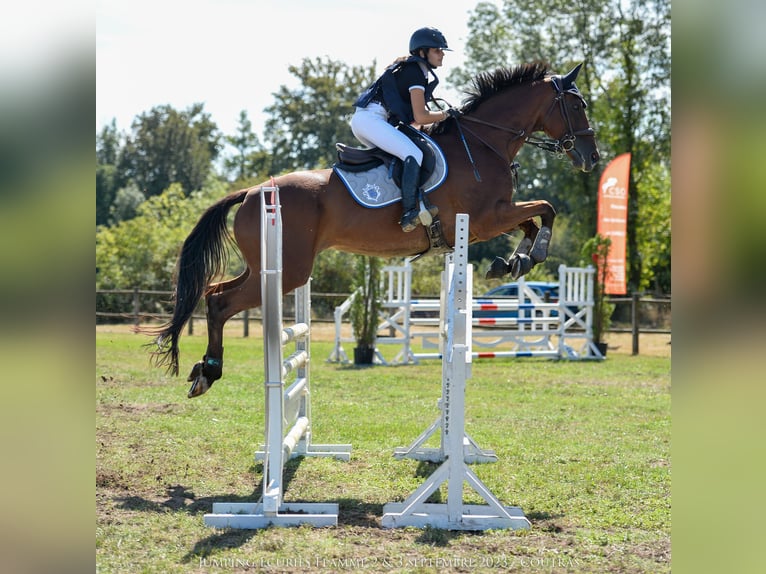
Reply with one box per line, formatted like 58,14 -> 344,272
349,255 -> 382,363
263,57 -> 377,172
635,161 -> 671,293
222,110 -> 272,185
96,179 -> 233,293
96,162 -> 119,226
96,119 -> 128,226
581,234 -> 615,347
449,0 -> 671,292
120,103 -> 222,198
96,119 -> 121,166
108,183 -> 145,225
447,1 -> 512,88
593,0 -> 671,292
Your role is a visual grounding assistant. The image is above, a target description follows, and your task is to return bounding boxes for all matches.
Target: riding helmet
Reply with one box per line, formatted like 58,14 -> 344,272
409,27 -> 451,54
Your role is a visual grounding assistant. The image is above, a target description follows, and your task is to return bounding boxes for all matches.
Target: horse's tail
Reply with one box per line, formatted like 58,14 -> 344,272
144,188 -> 249,375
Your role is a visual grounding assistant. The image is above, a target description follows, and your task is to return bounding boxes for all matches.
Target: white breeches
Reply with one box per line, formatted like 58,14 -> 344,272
350,103 -> 423,165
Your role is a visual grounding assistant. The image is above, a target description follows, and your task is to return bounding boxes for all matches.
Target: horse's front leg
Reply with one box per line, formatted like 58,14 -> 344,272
528,221 -> 552,264
508,220 -> 541,279
485,201 -> 556,280
486,221 -> 537,280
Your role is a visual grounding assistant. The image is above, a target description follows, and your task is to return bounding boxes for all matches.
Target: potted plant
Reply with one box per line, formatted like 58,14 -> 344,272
581,234 -> 615,357
349,255 -> 382,365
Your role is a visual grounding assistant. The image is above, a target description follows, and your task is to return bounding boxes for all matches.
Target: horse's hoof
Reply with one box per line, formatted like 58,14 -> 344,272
485,256 -> 510,279
509,253 -> 533,279
186,361 -> 211,398
187,375 -> 211,398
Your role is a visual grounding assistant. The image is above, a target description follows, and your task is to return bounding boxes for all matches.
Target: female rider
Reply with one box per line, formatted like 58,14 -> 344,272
351,27 -> 455,232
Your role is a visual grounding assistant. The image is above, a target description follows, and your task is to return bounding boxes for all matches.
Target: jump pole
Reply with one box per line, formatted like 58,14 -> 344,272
204,186 -> 351,529
382,214 -> 530,530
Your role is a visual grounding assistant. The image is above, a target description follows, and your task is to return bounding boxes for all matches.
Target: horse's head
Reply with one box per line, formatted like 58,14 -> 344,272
537,63 -> 600,172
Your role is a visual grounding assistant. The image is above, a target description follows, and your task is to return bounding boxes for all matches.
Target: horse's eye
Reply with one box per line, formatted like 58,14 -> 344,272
572,103 -> 580,111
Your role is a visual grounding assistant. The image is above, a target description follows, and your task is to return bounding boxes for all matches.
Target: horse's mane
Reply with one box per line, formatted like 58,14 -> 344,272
462,61 -> 550,112
427,61 -> 550,135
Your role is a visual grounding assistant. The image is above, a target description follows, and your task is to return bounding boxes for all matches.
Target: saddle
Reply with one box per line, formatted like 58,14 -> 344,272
332,124 -> 451,258
334,123 -> 438,189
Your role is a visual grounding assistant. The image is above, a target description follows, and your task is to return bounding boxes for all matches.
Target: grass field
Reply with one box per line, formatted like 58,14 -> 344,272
96,325 -> 670,573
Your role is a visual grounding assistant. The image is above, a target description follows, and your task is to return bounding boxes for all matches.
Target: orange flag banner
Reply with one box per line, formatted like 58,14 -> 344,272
596,153 -> 631,294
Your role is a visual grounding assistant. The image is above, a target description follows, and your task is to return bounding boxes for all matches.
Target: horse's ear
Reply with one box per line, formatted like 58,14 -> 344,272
562,63 -> 583,89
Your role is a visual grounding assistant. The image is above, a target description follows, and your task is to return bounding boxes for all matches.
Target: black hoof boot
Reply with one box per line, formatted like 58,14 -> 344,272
509,253 -> 534,279
485,256 -> 511,279
529,226 -> 552,263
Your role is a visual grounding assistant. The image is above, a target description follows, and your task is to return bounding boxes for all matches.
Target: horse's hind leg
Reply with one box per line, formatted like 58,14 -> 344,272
186,270 -> 260,398
187,257 -> 315,398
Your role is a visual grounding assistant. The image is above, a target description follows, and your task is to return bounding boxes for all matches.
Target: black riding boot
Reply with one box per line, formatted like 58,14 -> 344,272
399,156 -> 421,232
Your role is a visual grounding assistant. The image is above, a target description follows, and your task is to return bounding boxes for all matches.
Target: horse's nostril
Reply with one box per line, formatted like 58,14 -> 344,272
592,151 -> 600,163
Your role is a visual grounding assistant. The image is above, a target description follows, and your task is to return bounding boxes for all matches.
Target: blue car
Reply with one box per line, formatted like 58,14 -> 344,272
474,281 -> 560,319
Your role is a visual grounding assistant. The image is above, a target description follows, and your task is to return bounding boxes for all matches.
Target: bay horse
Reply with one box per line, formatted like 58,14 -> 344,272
147,61 -> 599,397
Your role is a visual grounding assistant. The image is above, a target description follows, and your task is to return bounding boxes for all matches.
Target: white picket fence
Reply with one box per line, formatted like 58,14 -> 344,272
328,260 -> 603,364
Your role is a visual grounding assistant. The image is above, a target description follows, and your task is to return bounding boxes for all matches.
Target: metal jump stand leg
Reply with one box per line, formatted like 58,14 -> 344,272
382,214 -> 530,531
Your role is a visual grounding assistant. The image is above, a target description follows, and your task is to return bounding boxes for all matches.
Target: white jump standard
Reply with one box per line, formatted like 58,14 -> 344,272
204,186 -> 351,529
382,214 -> 530,531
391,241 -> 498,466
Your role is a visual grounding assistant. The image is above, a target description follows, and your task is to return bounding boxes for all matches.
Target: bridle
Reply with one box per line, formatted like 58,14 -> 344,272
525,75 -> 595,154
443,77 -> 595,181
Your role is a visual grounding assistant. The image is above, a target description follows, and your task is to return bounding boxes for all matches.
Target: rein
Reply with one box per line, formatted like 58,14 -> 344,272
458,116 -> 525,179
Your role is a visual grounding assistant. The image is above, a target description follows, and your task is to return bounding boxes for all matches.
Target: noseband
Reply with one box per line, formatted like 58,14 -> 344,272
450,77 -> 595,177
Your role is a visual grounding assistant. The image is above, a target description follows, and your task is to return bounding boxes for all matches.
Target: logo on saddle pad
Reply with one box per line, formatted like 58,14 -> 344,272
333,132 -> 448,209
362,183 -> 382,203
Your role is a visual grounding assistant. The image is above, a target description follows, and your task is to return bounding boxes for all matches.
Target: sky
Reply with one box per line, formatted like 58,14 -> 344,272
97,0 -> 493,139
